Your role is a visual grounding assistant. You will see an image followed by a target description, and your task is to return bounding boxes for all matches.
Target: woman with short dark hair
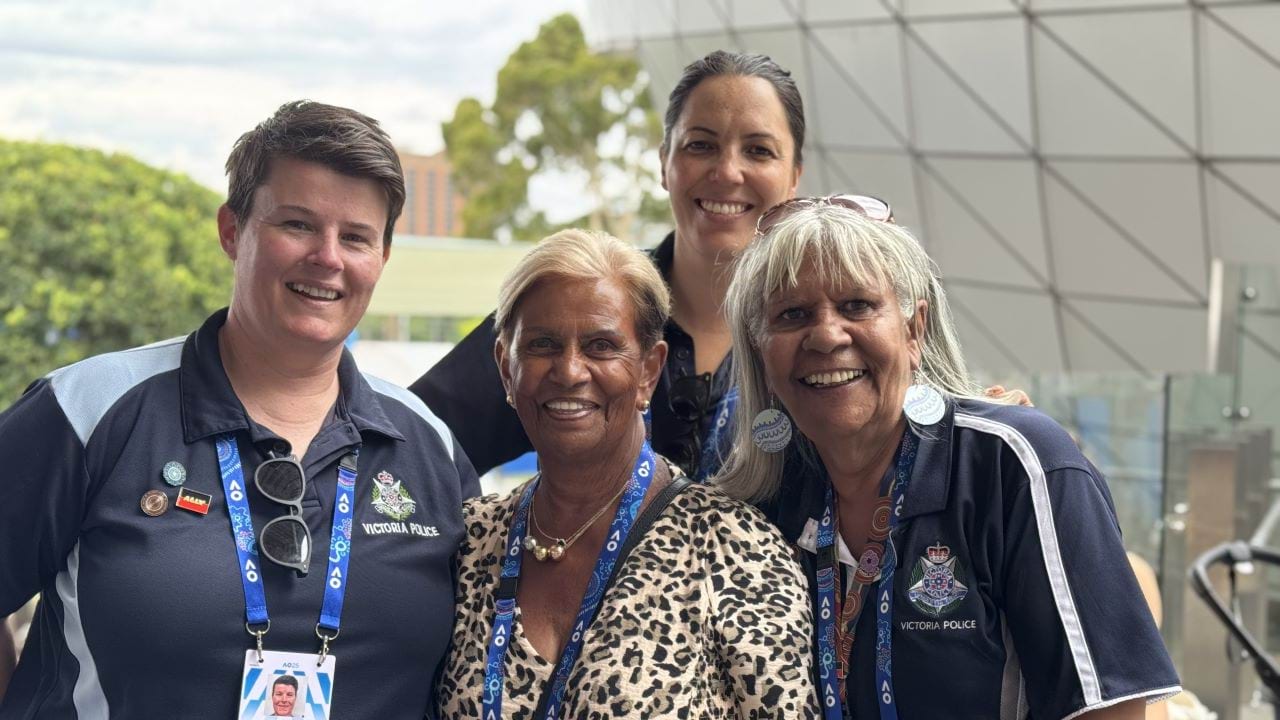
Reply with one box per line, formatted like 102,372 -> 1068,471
0,101 -> 478,718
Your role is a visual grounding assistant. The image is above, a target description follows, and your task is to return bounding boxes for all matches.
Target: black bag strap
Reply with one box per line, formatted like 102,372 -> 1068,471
532,474 -> 695,717
609,474 -> 693,585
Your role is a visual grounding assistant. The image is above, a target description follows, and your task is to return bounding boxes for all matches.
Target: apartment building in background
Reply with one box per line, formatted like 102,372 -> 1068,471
395,151 -> 465,237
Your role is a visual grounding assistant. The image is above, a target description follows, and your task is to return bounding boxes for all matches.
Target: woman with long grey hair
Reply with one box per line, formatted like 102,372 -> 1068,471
716,197 -> 1179,719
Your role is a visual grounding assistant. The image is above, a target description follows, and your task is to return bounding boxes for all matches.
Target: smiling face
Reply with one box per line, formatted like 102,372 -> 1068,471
271,680 -> 297,716
661,75 -> 801,260
218,155 -> 390,355
759,265 -> 925,452
496,276 -> 666,466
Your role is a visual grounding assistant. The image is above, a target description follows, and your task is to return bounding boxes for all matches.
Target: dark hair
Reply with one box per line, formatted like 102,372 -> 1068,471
661,50 -> 805,165
225,100 -> 405,245
272,675 -> 298,691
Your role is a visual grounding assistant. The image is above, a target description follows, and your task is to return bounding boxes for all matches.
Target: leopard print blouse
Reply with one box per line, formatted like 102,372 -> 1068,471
435,481 -> 819,719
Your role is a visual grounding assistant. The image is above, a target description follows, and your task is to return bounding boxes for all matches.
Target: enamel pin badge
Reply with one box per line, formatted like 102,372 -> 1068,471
175,487 -> 213,515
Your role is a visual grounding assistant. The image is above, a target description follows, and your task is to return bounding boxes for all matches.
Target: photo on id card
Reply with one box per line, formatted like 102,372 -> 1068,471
238,649 -> 335,720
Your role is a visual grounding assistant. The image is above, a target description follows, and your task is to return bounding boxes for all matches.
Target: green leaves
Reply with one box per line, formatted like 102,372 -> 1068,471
444,13 -> 666,242
0,139 -> 231,403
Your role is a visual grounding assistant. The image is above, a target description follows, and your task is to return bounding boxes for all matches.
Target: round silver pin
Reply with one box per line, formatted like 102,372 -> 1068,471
162,461 -> 187,487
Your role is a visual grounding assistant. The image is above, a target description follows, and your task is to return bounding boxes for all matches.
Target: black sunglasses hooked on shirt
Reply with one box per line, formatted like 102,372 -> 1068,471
254,455 -> 312,576
667,372 -> 715,474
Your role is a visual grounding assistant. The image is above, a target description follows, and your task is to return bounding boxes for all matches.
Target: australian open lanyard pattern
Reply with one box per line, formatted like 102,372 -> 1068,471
483,441 -> 657,719
216,435 -> 357,648
815,429 -> 919,720
642,385 -> 737,482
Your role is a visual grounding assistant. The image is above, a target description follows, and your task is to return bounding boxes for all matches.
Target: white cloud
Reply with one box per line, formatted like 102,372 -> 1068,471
0,0 -> 587,190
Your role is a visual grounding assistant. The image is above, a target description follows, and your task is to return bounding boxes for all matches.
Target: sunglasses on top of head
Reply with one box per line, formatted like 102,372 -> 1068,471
755,194 -> 894,237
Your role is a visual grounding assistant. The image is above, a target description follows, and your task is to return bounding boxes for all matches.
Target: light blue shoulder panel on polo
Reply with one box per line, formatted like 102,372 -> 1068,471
47,336 -> 186,446
362,372 -> 456,462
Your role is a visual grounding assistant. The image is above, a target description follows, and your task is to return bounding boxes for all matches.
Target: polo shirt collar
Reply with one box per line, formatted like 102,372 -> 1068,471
768,400 -> 957,541
900,398 -> 955,520
179,309 -> 405,445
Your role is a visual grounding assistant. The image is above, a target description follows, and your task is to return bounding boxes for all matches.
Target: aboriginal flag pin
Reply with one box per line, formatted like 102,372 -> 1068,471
175,487 -> 213,515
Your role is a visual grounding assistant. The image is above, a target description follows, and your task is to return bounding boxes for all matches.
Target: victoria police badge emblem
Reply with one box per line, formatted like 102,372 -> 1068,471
371,470 -> 416,521
907,542 -> 968,617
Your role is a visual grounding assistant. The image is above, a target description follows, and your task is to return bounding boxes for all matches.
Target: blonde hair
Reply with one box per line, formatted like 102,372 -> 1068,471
494,228 -> 671,351
715,204 -> 983,503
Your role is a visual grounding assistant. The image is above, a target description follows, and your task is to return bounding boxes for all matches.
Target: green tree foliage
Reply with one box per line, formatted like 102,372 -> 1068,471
0,140 -> 231,403
445,13 -> 665,242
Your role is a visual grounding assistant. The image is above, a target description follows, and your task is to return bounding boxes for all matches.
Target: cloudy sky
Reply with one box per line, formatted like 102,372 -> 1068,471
0,0 -> 588,199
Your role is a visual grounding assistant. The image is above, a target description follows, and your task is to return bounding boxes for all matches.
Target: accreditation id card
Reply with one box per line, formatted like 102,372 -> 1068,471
238,650 -> 336,720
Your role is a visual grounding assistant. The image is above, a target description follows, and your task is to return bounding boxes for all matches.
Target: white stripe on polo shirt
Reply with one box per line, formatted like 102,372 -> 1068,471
953,412 -> 1103,708
999,613 -> 1029,720
42,337 -> 186,718
363,372 -> 455,462
54,543 -> 109,719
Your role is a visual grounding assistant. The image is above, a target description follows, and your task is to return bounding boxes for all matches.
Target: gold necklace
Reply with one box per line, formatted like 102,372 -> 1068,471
523,478 -> 631,562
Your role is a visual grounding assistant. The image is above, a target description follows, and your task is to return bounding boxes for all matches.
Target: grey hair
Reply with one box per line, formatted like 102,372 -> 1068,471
714,203 -> 983,504
494,228 -> 671,352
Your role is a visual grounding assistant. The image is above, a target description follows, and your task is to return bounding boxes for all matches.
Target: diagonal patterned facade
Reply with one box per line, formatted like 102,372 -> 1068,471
586,0 -> 1278,384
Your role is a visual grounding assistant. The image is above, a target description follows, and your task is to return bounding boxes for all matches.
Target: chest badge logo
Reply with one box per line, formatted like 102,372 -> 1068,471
161,460 -> 187,487
371,470 -> 416,521
907,542 -> 968,617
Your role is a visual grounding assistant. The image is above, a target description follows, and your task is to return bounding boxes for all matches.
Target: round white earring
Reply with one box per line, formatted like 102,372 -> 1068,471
903,373 -> 944,425
751,402 -> 792,453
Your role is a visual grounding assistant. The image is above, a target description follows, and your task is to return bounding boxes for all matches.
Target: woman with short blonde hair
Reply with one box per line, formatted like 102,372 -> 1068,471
436,229 -> 817,719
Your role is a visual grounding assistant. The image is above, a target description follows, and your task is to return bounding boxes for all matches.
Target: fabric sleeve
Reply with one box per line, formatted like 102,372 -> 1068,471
0,380 -> 90,615
408,314 -> 531,475
703,502 -> 820,718
452,434 -> 482,505
1002,462 -> 1180,720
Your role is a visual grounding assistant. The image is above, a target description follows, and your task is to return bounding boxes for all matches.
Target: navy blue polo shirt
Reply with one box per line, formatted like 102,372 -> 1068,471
0,309 -> 480,719
768,398 -> 1180,719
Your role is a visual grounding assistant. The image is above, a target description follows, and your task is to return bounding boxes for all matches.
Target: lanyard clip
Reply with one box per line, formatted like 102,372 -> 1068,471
817,543 -> 837,569
316,625 -> 339,666
246,621 -> 270,664
339,452 -> 358,472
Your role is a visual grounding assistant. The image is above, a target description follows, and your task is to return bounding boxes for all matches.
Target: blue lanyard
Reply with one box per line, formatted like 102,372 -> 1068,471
815,429 -> 918,720
643,384 -> 737,482
215,434 -> 357,643
483,441 -> 657,720
697,385 -> 737,482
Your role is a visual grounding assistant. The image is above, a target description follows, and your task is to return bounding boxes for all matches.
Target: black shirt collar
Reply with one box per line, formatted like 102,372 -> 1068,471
649,231 -> 676,282
179,309 -> 405,445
